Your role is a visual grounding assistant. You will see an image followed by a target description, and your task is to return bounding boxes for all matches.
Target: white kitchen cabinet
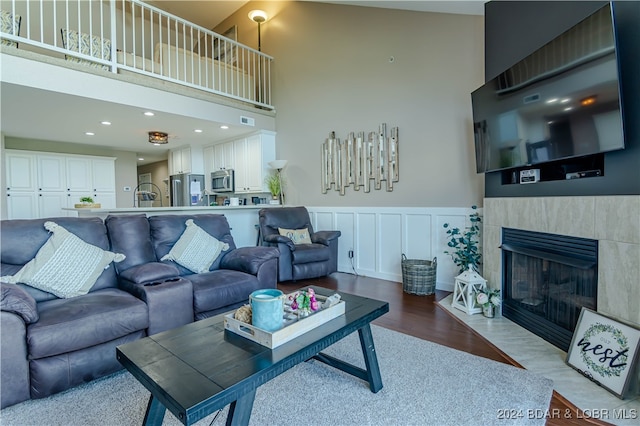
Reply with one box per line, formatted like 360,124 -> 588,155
169,147 -> 192,175
212,142 -> 235,171
91,158 -> 116,192
233,132 -> 276,194
5,152 -> 35,192
6,191 -> 37,219
4,150 -> 116,219
6,152 -> 38,219
37,155 -> 66,192
91,192 -> 117,209
66,157 -> 92,192
38,192 -> 69,218
203,146 -> 214,192
233,139 -> 249,192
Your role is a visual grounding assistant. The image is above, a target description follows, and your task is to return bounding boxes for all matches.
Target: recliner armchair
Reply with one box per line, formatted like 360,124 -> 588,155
259,206 -> 341,281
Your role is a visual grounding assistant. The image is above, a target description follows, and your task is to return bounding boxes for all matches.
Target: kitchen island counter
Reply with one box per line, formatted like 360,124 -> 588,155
63,205 -> 282,247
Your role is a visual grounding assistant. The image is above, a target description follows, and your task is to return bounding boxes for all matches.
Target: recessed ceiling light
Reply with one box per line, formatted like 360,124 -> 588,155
560,98 -> 571,104
564,106 -> 573,111
194,129 -> 203,133
85,132 -> 95,136
138,157 -> 144,161
545,98 -> 559,104
100,121 -> 111,125
220,125 -> 229,130
143,111 -> 155,116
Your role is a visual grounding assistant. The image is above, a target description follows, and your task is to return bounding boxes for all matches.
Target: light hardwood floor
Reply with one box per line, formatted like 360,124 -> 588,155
278,272 -> 610,426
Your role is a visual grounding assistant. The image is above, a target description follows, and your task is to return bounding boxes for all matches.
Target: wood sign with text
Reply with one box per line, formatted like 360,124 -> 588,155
566,308 -> 640,398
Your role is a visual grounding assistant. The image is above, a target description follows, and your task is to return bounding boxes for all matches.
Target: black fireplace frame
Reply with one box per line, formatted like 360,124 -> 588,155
501,228 -> 598,352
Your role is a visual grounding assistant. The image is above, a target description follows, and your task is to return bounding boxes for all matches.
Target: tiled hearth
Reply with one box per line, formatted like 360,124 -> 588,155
439,295 -> 640,425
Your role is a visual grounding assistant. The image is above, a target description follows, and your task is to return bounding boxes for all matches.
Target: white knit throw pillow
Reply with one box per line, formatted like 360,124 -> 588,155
1,221 -> 125,298
161,219 -> 229,273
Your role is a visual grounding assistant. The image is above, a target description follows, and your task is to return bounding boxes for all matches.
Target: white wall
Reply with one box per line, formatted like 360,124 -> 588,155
218,1 -> 486,208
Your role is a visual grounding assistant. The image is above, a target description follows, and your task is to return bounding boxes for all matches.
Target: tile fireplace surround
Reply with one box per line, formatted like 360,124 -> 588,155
483,196 -> 640,329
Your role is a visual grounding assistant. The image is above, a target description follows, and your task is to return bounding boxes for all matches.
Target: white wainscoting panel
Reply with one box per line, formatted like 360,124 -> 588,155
378,213 -> 403,279
356,213 -> 377,277
335,212 -> 356,272
405,213 -> 432,260
314,211 -> 334,232
307,206 -> 480,291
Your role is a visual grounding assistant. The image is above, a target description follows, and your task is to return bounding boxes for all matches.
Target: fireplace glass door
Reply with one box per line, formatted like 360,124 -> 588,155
502,228 -> 597,351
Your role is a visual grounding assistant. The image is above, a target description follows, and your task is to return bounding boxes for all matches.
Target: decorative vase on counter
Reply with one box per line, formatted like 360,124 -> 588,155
483,304 -> 495,318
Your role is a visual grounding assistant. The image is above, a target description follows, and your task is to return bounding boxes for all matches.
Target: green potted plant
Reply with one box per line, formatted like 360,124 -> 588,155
264,172 -> 281,203
443,205 -> 482,274
75,196 -> 100,208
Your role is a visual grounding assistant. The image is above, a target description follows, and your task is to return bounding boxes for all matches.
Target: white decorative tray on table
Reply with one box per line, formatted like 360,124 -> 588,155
224,292 -> 345,348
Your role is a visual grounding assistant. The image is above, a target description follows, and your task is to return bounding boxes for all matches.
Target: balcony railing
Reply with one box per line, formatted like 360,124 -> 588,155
0,0 -> 273,110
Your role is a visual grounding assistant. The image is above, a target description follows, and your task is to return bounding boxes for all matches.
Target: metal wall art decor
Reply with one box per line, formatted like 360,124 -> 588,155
321,123 -> 399,195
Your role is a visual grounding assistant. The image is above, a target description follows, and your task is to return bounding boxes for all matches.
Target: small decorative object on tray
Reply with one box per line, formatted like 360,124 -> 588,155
224,288 -> 346,348
234,304 -> 252,324
288,288 -> 319,317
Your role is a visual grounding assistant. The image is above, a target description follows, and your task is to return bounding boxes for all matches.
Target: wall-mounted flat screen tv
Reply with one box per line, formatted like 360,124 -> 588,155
472,2 -> 625,174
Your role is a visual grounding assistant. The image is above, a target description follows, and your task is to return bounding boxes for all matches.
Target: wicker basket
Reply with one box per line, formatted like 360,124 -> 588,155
401,254 -> 437,295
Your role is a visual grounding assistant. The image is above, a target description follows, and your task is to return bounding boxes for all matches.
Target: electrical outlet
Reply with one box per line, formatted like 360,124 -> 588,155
348,250 -> 354,259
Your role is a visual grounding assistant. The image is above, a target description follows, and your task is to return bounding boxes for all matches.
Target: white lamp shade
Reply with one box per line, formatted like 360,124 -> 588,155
269,160 -> 288,170
248,10 -> 268,23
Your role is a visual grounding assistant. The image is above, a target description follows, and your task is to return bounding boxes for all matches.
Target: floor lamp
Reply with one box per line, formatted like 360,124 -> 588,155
248,10 -> 267,52
268,160 -> 287,205
249,10 -> 268,104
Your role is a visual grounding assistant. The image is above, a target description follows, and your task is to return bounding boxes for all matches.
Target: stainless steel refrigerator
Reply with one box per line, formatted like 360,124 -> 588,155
170,174 -> 205,206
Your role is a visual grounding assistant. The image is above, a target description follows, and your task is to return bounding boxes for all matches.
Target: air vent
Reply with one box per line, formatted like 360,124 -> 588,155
523,93 -> 540,104
240,116 -> 255,126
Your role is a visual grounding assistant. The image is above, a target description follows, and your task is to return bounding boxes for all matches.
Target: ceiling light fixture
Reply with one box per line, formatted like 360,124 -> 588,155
194,129 -> 203,133
144,111 -> 155,117
220,125 -> 229,130
85,132 -> 95,136
148,131 -> 169,145
100,121 -> 111,125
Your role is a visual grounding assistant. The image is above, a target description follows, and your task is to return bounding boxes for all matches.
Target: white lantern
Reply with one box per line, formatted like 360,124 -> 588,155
452,265 -> 487,315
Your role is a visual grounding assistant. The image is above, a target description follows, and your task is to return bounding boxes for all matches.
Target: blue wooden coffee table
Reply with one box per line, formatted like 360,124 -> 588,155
116,287 -> 389,425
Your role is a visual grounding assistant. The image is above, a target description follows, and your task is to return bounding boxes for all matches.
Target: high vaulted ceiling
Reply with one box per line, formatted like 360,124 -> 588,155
145,1 -> 485,30
1,1 -> 485,165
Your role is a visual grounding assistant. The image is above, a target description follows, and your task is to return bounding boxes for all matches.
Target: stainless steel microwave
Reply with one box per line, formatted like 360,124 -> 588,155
211,169 -> 235,193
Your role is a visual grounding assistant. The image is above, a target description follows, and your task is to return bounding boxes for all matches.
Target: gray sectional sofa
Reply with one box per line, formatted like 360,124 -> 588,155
0,213 -> 279,409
